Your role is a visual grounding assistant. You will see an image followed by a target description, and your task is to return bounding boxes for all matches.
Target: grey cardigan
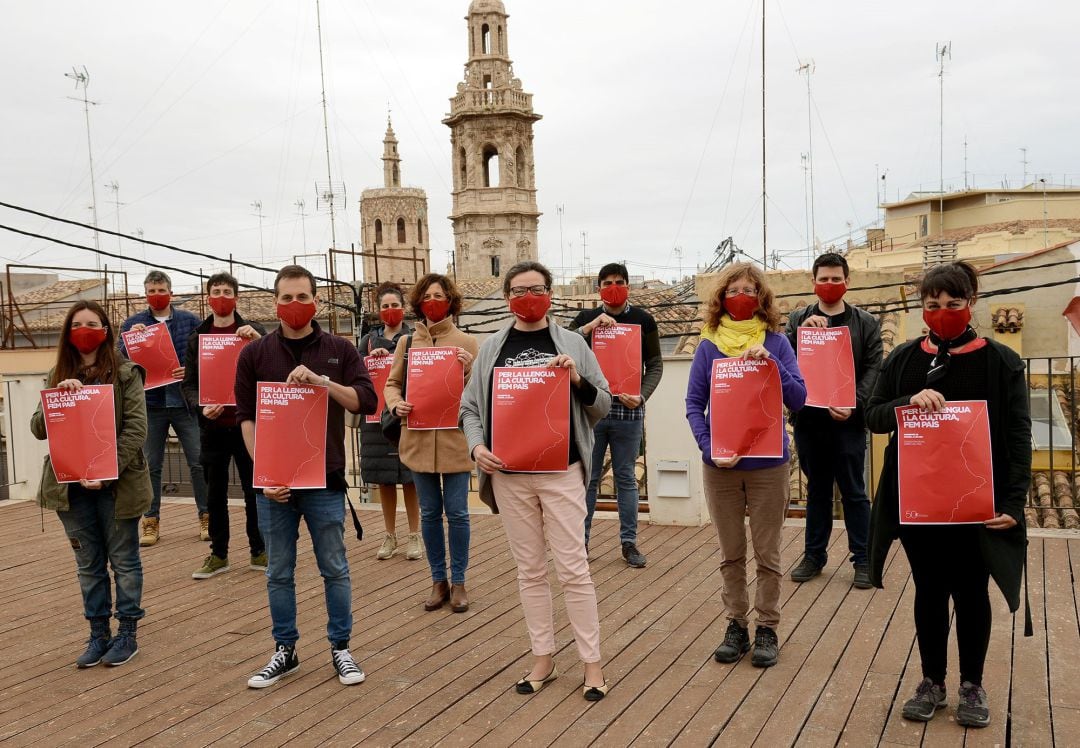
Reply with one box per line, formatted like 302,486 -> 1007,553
459,319 -> 612,513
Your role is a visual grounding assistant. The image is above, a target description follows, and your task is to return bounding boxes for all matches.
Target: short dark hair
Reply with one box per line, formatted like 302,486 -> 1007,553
812,252 -> 849,279
597,262 -> 629,285
503,261 -> 553,297
143,270 -> 172,289
920,261 -> 979,302
408,273 -> 463,320
374,281 -> 405,306
273,264 -> 317,297
206,272 -> 239,295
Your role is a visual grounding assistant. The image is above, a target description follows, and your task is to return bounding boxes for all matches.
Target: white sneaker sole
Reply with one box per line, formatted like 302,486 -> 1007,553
103,647 -> 138,667
338,671 -> 366,686
249,564 -> 268,572
247,663 -> 300,689
192,564 -> 230,579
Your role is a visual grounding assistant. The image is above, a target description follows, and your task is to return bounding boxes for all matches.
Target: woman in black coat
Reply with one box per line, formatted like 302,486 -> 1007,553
359,283 -> 421,561
865,261 -> 1030,731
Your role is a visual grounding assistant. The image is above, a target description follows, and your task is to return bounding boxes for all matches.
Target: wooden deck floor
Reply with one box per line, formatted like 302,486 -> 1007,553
0,499 -> 1074,747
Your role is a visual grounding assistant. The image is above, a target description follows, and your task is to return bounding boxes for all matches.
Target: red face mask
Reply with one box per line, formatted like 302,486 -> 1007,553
379,308 -> 404,327
69,326 -> 107,354
420,299 -> 451,323
923,306 -> 972,341
146,293 -> 172,312
276,300 -> 317,331
509,293 -> 551,323
724,293 -> 759,322
208,296 -> 236,317
814,281 -> 847,306
599,284 -> 629,308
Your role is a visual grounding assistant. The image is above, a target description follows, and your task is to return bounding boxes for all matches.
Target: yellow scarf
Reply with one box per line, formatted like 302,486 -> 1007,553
702,315 -> 768,357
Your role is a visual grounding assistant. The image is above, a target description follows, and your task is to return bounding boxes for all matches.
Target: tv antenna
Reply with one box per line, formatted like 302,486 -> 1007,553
935,42 -> 951,237
105,180 -> 125,270
315,0 -> 339,250
65,66 -> 101,269
797,60 -> 816,255
251,200 -> 266,266
295,199 -> 309,252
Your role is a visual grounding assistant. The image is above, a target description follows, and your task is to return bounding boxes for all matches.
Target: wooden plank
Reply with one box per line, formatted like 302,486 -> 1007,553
1045,538 -> 1080,747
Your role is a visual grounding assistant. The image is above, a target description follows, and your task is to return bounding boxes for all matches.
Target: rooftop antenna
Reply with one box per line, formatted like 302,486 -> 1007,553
105,180 -> 124,271
65,66 -> 101,270
134,227 -> 146,265
556,204 -> 565,286
251,200 -> 265,266
1040,177 -> 1049,249
935,42 -> 951,237
295,199 -> 309,253
962,135 -> 969,190
315,0 -> 339,251
760,0 -> 768,267
674,246 -> 684,281
802,153 -> 811,266
581,230 -> 589,279
1020,147 -> 1029,187
797,60 -> 816,254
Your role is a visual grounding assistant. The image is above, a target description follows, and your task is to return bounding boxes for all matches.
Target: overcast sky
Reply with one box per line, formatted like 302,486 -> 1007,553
3,0 -> 1079,293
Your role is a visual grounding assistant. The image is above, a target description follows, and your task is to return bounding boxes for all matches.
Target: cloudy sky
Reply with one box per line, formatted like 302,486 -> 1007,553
2,0 -> 1079,292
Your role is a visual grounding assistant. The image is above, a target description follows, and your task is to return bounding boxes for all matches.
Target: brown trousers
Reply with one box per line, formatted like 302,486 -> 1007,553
702,462 -> 790,628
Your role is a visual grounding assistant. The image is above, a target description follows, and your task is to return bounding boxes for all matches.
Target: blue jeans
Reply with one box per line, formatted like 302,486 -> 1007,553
257,489 -> 352,647
584,418 -> 644,545
144,406 -> 209,518
412,472 -> 471,585
56,484 -> 144,620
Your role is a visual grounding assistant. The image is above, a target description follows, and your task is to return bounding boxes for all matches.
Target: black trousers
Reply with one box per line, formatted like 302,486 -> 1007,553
201,424 -> 263,559
899,525 -> 992,685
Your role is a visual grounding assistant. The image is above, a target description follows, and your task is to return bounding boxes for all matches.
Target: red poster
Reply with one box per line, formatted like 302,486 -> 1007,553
491,366 -> 571,472
797,327 -> 857,409
198,335 -> 250,406
592,323 -> 642,396
896,400 -> 995,525
40,385 -> 118,483
406,347 -> 464,430
121,323 -> 181,390
365,354 -> 394,424
709,358 -> 784,460
253,382 -> 329,489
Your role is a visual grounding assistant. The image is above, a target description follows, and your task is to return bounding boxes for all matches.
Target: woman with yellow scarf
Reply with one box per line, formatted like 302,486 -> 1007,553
684,262 -> 806,669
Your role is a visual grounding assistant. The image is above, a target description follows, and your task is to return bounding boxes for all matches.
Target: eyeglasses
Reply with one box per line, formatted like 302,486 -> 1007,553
509,285 -> 550,297
725,288 -> 757,297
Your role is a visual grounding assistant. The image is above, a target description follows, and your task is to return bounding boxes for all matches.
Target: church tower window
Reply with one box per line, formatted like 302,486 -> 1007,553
417,219 -> 424,244
482,145 -> 500,188
396,217 -> 407,244
481,24 -> 491,54
374,219 -> 383,245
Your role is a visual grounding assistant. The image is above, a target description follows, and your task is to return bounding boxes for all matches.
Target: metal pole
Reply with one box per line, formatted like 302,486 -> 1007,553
316,0 -> 338,251
761,3 -> 768,267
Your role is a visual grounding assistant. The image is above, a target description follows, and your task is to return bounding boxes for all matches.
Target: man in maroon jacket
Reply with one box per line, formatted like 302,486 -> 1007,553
235,265 -> 377,689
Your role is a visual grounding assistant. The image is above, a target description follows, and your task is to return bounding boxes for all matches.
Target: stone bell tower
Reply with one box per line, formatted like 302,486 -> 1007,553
444,0 -> 541,279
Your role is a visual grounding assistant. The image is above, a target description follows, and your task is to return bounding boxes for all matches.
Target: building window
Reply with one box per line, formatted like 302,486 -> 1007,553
396,217 -> 406,244
481,23 -> 491,54
919,214 -> 928,238
482,145 -> 500,188
374,219 -> 383,245
491,256 -> 500,277
1030,390 -> 1072,450
417,219 -> 424,244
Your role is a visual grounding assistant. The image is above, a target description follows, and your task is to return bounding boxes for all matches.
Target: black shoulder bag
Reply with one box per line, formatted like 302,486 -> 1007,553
380,335 -> 413,444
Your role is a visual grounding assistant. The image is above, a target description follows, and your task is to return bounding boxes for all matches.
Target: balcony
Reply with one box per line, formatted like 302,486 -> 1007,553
447,87 -> 536,119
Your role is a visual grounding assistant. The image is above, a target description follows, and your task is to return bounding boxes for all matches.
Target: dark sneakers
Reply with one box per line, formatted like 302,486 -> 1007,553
76,617 -> 111,668
713,620 -> 750,663
622,542 -> 646,568
331,645 -> 366,686
902,677 -> 947,721
247,644 -> 300,688
853,563 -> 873,589
751,626 -> 779,668
790,556 -> 823,583
101,618 -> 138,667
956,681 -> 990,728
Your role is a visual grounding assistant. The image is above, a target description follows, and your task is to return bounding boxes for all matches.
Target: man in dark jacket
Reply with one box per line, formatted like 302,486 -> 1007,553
181,272 -> 267,580
785,253 -> 883,588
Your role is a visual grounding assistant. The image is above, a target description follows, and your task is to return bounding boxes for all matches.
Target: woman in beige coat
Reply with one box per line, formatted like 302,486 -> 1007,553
385,273 -> 479,612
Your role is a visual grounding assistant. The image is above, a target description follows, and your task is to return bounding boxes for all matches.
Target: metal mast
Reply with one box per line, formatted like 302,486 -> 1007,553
65,66 -> 101,269
315,0 -> 338,250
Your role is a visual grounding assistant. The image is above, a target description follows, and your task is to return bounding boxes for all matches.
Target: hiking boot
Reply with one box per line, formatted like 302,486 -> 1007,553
331,643 -> 366,686
751,626 -> 779,668
853,563 -> 872,589
199,513 -> 211,541
901,677 -> 947,721
247,643 -> 299,688
75,616 -> 112,668
790,556 -> 823,583
622,542 -> 646,568
956,681 -> 990,728
249,551 -> 268,571
404,533 -> 423,561
713,620 -> 750,664
192,554 -> 230,579
376,533 -> 397,560
139,517 -> 159,547
101,617 -> 138,667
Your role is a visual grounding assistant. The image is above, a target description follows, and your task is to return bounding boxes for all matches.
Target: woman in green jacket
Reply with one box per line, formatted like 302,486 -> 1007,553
30,301 -> 152,668
865,262 -> 1030,730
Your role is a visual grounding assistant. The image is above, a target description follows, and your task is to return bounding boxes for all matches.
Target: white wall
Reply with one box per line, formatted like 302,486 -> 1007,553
2,372 -> 50,501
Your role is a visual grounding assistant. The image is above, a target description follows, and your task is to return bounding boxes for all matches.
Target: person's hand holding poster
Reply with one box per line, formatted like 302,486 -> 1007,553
198,334 -> 250,406
709,358 -> 784,460
896,400 -> 994,524
592,323 -> 642,397
364,354 -> 394,424
121,323 -> 181,390
40,385 -> 118,483
406,347 -> 464,430
253,382 -> 329,489
797,327 -> 856,409
491,366 -> 570,472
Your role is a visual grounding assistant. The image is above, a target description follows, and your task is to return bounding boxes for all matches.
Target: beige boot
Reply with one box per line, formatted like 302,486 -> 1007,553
139,517 -> 159,547
376,533 -> 397,560
199,513 -> 210,542
405,533 -> 423,561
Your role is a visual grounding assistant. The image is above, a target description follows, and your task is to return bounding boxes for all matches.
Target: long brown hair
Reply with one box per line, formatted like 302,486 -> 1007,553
50,301 -> 120,387
703,262 -> 782,332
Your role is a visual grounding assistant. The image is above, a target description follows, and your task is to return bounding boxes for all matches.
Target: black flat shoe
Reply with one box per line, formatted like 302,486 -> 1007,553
583,680 -> 609,701
515,664 -> 558,694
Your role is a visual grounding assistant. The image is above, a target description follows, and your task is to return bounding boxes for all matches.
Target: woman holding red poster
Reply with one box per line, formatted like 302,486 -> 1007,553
684,263 -> 805,670
385,274 -> 478,613
865,262 -> 1031,729
30,301 -> 152,668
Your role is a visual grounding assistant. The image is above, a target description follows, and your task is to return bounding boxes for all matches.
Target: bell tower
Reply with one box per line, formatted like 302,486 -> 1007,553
444,0 -> 541,279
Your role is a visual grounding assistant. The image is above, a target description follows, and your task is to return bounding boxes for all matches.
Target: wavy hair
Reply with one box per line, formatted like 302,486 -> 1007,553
702,262 -> 782,332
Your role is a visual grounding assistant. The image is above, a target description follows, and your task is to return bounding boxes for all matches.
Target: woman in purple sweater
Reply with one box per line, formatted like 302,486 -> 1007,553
685,262 -> 806,669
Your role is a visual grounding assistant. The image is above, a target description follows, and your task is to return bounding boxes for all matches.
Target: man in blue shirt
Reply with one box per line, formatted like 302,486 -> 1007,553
119,270 -> 208,546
